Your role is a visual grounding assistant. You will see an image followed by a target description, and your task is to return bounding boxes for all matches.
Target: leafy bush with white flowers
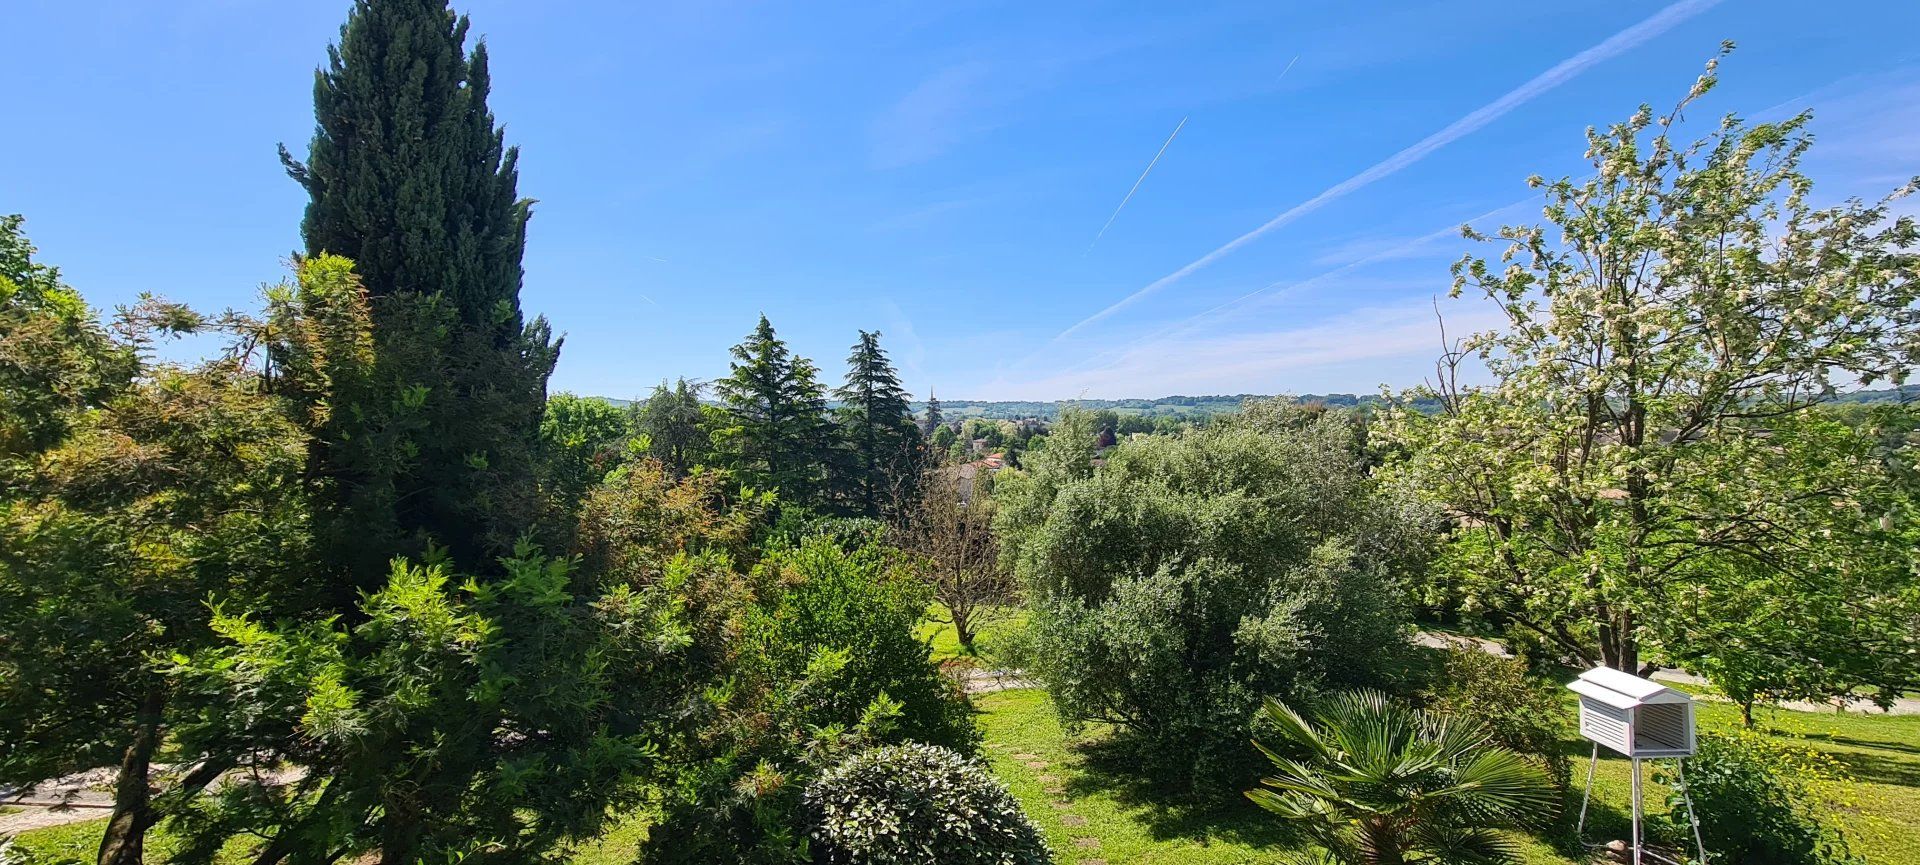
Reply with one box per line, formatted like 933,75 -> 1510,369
806,743 -> 1052,865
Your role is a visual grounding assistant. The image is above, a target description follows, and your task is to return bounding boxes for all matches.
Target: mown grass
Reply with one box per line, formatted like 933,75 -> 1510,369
6,817 -> 256,865
914,602 -> 1027,662
974,685 -> 1920,865
8,812 -> 650,865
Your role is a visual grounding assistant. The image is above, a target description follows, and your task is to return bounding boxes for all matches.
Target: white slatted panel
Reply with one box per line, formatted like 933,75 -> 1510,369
1578,698 -> 1632,755
1634,703 -> 1692,755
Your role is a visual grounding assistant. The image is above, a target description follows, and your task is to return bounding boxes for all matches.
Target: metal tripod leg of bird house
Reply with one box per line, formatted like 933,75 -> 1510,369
1576,742 -> 1599,836
1632,757 -> 1643,865
1574,744 -> 1709,865
1679,760 -> 1709,865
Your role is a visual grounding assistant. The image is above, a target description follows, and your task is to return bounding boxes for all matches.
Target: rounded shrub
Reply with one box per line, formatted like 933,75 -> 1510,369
806,743 -> 1052,865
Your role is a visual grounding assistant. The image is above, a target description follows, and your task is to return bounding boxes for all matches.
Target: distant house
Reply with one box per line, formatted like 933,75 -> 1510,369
950,453 -> 1007,505
971,437 -> 990,454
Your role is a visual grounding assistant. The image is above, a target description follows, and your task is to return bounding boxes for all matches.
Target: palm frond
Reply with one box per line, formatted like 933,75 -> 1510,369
1259,695 -> 1333,761
1407,824 -> 1523,865
1442,748 -> 1557,825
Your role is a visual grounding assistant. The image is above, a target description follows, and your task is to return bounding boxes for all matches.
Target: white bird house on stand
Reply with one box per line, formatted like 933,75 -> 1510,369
1567,667 -> 1707,865
1568,666 -> 1696,758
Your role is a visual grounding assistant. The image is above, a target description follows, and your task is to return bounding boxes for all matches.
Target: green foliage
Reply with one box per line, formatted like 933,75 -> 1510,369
713,315 -> 836,510
539,392 -> 632,517
645,535 -> 977,865
919,393 -> 943,437
1,245 -> 375,865
281,0 -> 529,322
1422,649 -> 1573,793
1247,690 -> 1556,865
282,0 -> 560,578
573,457 -> 768,588
0,215 -> 135,464
1378,52 -> 1920,681
834,330 -> 921,517
1652,731 -> 1860,865
993,402 -> 1432,785
805,743 -> 1052,865
166,542 -> 693,865
632,377 -> 710,479
742,537 -> 977,753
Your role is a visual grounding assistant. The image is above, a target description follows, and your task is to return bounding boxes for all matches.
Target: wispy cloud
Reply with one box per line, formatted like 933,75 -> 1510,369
870,61 -> 995,169
1013,197 -> 1533,390
878,300 -> 928,387
1087,115 -> 1188,252
1041,0 -> 1721,346
988,299 -> 1508,400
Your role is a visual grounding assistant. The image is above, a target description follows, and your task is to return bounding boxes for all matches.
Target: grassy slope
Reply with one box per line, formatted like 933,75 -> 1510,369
975,687 -> 1920,865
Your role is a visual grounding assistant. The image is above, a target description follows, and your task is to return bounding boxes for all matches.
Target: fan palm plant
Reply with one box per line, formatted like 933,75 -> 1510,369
1246,689 -> 1556,865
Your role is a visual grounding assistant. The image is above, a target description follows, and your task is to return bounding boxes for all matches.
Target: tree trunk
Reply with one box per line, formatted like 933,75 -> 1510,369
378,796 -> 422,865
98,688 -> 164,865
952,606 -> 976,655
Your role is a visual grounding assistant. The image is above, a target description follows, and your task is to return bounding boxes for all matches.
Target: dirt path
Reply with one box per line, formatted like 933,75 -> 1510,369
3,765 -> 305,838
1645,668 -> 1920,716
955,666 -> 1037,694
1,767 -> 116,835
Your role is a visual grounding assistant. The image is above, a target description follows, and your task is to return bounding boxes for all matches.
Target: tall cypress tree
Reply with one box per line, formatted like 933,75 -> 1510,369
280,0 -> 529,323
281,0 -> 559,582
835,330 -> 919,516
713,315 -> 833,508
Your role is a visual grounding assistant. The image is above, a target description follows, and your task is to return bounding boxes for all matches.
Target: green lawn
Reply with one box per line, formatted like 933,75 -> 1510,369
6,817 -> 256,865
973,686 -> 1920,865
915,602 -> 1027,662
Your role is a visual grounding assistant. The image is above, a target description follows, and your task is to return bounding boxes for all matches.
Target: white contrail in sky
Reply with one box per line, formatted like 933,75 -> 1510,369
1042,0 -> 1720,346
1024,197 -> 1536,386
1087,116 -> 1188,252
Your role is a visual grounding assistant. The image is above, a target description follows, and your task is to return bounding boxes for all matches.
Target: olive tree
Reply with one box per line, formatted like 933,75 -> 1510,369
994,403 -> 1433,785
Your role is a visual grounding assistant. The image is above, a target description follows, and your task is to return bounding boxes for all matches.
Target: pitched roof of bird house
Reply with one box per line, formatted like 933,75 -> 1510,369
1566,666 -> 1691,710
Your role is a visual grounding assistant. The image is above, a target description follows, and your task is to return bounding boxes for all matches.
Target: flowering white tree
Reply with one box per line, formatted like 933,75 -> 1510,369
1381,48 -> 1920,697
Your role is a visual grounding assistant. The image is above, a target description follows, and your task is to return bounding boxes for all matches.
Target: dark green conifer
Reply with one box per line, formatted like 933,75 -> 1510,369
281,0 -> 559,581
712,316 -> 834,508
835,330 -> 920,515
280,0 -> 530,324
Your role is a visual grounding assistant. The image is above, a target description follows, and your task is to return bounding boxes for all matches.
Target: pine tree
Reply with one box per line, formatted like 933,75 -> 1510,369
712,316 -> 834,508
835,330 -> 920,516
280,0 -> 559,581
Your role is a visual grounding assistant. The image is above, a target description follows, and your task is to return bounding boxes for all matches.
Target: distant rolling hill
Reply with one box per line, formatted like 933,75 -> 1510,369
586,386 -> 1918,421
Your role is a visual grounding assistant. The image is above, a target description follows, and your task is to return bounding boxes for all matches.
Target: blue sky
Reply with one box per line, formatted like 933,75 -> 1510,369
6,1 -> 1918,401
